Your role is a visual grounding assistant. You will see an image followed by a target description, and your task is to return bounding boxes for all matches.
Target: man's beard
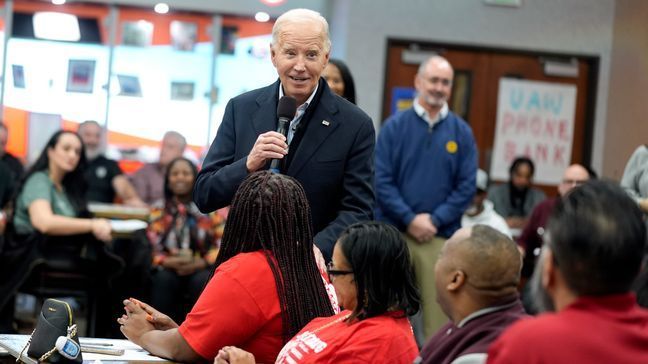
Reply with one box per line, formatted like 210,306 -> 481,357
421,93 -> 446,108
529,248 -> 556,313
85,147 -> 103,161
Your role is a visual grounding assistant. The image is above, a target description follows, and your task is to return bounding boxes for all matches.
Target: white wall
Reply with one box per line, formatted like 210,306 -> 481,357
603,0 -> 648,179
331,0 -> 616,174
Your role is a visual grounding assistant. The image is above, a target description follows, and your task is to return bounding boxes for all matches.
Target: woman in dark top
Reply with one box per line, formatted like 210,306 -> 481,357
322,58 -> 357,104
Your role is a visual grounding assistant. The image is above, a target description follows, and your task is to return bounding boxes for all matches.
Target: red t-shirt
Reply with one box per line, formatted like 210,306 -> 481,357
179,251 -> 282,363
275,310 -> 418,363
487,293 -> 648,364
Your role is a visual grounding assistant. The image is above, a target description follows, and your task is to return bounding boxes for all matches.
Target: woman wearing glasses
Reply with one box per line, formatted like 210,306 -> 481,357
216,221 -> 421,363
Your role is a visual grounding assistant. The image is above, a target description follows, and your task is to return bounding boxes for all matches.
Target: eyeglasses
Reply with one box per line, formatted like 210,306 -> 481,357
327,261 -> 353,278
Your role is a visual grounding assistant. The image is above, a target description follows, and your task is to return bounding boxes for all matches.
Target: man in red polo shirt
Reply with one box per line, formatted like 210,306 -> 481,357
488,180 -> 648,363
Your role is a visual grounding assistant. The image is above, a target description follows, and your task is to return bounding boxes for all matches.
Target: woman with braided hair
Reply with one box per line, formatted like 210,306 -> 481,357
118,171 -> 336,363
216,221 -> 421,363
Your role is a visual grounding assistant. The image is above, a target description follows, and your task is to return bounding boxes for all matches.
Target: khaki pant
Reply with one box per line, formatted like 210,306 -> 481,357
405,234 -> 448,345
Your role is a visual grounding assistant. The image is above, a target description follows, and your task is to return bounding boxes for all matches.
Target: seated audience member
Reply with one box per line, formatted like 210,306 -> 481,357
621,144 -> 648,217
147,157 -> 224,322
416,225 -> 525,364
216,221 -> 420,364
130,131 -> 186,205
488,180 -> 648,363
0,161 -> 14,222
322,58 -> 357,104
0,161 -> 14,250
517,164 -> 593,287
488,157 -> 545,230
0,130 -> 123,334
77,120 -> 145,206
0,121 -> 24,180
633,264 -> 648,309
118,171 -> 335,363
462,169 -> 511,238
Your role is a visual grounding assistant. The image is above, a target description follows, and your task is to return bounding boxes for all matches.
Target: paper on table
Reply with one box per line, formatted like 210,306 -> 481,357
110,219 -> 148,233
79,338 -> 166,361
0,335 -> 168,363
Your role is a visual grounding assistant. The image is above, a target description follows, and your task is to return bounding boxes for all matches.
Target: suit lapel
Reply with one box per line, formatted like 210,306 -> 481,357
252,80 -> 280,135
287,89 -> 340,176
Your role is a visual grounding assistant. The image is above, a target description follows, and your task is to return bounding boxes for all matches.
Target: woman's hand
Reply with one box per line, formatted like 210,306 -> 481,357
175,259 -> 208,276
162,256 -> 207,276
124,298 -> 179,331
117,299 -> 156,345
215,346 -> 255,364
91,218 -> 112,242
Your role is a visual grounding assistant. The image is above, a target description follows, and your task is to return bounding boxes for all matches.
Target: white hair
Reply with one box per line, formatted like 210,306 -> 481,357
271,8 -> 331,53
163,130 -> 187,150
417,55 -> 453,76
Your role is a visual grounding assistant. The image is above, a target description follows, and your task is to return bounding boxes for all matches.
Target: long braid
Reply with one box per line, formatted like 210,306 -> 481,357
212,172 -> 334,341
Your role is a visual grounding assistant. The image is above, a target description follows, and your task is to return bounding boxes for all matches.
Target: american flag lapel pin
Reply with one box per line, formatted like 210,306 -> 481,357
322,120 -> 330,126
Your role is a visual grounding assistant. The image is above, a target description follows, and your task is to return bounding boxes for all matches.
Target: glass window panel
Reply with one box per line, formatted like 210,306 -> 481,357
210,17 -> 275,142
108,11 -> 213,161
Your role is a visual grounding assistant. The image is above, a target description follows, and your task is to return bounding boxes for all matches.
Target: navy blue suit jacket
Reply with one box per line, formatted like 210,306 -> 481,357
194,80 -> 375,260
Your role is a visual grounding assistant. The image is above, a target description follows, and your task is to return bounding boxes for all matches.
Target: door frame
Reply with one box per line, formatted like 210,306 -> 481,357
382,38 -> 600,168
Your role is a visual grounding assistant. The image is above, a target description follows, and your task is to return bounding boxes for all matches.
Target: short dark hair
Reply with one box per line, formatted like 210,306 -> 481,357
583,164 -> 598,179
509,156 -> 535,177
214,171 -> 334,341
328,58 -> 356,104
547,180 -> 646,295
338,221 -> 420,320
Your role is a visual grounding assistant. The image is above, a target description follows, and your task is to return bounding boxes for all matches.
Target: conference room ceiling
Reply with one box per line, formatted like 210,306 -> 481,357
52,0 -> 327,17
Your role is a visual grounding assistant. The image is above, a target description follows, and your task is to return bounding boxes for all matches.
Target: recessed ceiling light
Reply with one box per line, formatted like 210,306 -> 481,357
34,12 -> 80,41
261,0 -> 285,5
255,12 -> 270,22
154,3 -> 169,14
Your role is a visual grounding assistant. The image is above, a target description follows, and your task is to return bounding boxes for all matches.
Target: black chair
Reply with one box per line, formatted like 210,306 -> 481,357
15,235 -> 124,337
19,262 -> 101,336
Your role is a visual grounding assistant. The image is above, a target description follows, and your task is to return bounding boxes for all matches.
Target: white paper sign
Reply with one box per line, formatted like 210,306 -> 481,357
490,78 -> 577,185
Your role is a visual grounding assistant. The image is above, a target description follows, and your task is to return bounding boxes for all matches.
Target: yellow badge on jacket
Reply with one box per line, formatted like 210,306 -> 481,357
446,140 -> 458,154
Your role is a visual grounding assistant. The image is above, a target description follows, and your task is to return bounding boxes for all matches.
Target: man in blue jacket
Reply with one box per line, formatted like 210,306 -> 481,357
194,9 -> 374,261
375,55 -> 477,345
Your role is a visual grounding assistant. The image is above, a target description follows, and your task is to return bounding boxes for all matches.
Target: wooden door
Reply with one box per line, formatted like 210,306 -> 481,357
382,40 -> 598,196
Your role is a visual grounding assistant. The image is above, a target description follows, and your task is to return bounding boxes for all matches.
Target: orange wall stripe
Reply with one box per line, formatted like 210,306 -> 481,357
2,107 -> 29,158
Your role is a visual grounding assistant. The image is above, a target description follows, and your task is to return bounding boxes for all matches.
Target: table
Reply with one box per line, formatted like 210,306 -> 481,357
0,335 -> 167,363
88,203 -> 150,221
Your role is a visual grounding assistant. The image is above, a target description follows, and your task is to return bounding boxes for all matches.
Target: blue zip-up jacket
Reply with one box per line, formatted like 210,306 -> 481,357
375,108 -> 477,238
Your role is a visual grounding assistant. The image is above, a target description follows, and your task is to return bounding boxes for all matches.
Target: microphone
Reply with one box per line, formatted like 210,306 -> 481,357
270,96 -> 297,173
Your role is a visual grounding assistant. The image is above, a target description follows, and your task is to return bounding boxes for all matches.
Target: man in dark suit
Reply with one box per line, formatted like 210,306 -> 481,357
194,8 -> 375,260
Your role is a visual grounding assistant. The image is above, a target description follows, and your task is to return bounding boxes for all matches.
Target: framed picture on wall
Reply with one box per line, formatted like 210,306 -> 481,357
170,81 -> 195,100
450,71 -> 472,121
66,59 -> 95,93
122,20 -> 153,47
220,26 -> 238,55
12,65 -> 25,88
170,20 -> 197,51
117,75 -> 142,97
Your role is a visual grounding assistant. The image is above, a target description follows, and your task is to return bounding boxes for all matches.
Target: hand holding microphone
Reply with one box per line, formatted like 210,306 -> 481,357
270,96 -> 297,173
245,96 -> 297,173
